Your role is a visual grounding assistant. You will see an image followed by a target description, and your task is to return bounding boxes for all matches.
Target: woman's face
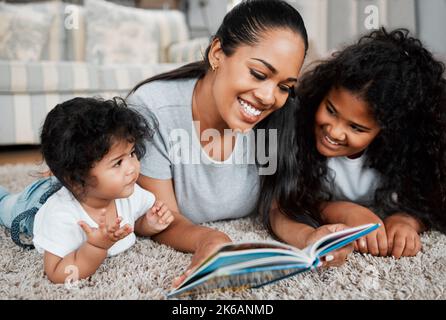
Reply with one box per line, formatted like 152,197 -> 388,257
314,86 -> 381,158
210,28 -> 306,132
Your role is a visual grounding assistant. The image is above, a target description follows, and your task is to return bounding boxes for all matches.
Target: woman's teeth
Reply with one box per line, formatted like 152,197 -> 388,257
239,98 -> 262,116
325,135 -> 340,145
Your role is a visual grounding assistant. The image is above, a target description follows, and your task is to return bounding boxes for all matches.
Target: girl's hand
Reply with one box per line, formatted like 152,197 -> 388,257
345,210 -> 388,256
78,213 -> 133,250
172,231 -> 232,288
305,224 -> 353,267
145,201 -> 175,234
384,214 -> 422,258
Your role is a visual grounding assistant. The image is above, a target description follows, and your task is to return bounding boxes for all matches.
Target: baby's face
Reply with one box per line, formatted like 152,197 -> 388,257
86,139 -> 140,200
314,86 -> 381,158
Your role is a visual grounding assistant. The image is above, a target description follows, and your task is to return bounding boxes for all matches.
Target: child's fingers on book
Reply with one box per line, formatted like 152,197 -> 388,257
337,245 -> 352,260
309,224 -> 337,244
325,224 -> 343,233
353,240 -> 359,251
359,237 -> 369,254
323,254 -> 346,268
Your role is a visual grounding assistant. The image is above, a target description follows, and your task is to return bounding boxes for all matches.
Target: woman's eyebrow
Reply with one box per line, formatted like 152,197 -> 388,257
250,58 -> 297,82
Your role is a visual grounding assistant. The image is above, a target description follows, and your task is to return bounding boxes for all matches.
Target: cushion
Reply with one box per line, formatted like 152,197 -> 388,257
0,5 -> 52,61
84,0 -> 159,65
64,4 -> 86,62
168,37 -> 210,63
0,1 -> 65,61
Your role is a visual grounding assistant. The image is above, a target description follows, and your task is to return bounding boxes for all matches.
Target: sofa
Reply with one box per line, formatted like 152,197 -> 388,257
0,0 -> 209,146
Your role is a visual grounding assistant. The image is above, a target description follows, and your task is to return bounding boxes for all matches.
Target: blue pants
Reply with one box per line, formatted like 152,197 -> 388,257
0,176 -> 61,249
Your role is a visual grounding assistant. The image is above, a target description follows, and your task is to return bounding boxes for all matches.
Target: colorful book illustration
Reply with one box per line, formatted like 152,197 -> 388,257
167,223 -> 380,298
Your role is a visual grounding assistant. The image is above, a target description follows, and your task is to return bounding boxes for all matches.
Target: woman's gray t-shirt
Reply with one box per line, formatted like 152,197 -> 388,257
126,78 -> 260,224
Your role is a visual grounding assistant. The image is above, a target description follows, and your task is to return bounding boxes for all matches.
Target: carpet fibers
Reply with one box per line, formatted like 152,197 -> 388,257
1,164 -> 445,300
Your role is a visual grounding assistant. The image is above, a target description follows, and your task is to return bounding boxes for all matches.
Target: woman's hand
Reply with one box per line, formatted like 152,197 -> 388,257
384,213 -> 422,258
305,224 -> 354,267
172,231 -> 232,288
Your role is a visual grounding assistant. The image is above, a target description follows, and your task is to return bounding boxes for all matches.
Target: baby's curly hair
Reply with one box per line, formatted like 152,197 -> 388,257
258,28 -> 446,234
40,97 -> 154,195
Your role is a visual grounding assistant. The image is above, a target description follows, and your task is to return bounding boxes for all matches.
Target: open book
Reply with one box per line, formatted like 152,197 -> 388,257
167,223 -> 379,298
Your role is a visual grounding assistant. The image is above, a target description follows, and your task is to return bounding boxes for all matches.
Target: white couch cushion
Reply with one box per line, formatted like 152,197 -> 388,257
64,4 -> 86,62
168,37 -> 210,63
85,0 -> 159,65
0,1 -> 65,61
0,5 -> 52,62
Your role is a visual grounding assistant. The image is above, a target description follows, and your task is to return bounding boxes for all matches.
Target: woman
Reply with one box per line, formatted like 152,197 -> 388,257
126,0 -> 336,286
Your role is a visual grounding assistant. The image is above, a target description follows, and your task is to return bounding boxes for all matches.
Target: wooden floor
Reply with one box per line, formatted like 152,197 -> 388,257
0,146 -> 43,165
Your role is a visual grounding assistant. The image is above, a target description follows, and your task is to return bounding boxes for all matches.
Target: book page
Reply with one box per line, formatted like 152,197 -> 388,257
306,223 -> 379,258
178,241 -> 308,289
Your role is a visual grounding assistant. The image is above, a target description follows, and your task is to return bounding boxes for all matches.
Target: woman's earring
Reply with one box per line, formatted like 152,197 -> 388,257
211,64 -> 218,71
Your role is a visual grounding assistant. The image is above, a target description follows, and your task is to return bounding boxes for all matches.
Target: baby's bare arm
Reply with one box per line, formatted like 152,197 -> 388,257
43,243 -> 107,284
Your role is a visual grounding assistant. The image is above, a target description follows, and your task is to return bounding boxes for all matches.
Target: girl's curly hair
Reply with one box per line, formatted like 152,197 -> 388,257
258,28 -> 446,234
40,97 -> 154,196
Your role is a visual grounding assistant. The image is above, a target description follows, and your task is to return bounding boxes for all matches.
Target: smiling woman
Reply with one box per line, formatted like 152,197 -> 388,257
126,0 -> 308,286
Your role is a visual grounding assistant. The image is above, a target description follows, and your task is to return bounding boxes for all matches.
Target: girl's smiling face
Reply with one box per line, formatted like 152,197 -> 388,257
314,86 -> 381,158
210,28 -> 306,132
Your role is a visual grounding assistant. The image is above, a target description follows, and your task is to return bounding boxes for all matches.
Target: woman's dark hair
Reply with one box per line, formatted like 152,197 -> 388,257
258,28 -> 446,235
128,0 -> 308,95
40,97 -> 154,197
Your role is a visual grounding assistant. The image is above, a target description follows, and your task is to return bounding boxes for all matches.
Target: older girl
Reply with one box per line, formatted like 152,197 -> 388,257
258,28 -> 446,262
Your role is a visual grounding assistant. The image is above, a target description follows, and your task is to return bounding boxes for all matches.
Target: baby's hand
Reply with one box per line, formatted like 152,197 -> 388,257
78,213 -> 133,250
145,200 -> 174,234
384,215 -> 422,258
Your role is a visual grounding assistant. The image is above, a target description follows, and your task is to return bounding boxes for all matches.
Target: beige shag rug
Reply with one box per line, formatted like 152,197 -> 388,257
1,163 -> 445,300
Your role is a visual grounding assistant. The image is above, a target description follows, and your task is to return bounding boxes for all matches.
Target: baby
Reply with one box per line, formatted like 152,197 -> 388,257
0,97 -> 173,283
